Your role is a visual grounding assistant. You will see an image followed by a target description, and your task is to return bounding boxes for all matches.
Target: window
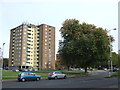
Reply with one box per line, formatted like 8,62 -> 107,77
24,32 -> 27,34
24,29 -> 27,31
55,72 -> 61,74
49,34 -> 51,37
49,32 -> 51,35
45,62 -> 47,64
49,51 -> 51,54
45,43 -> 47,45
49,38 -> 51,40
23,62 -> 25,64
49,55 -> 51,57
29,73 -> 35,75
23,72 -> 29,75
23,43 -> 26,45
49,66 -> 51,68
23,47 -> 26,49
45,47 -> 47,49
45,39 -> 47,42
45,32 -> 47,34
45,36 -> 47,38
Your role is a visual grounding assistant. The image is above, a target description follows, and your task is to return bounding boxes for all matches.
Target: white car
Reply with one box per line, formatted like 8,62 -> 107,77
103,68 -> 107,71
48,72 -> 67,80
12,69 -> 19,72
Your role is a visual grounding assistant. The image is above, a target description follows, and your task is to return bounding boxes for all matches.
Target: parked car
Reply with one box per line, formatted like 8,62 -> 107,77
103,68 -> 107,71
19,68 -> 28,71
109,68 -> 118,72
12,69 -> 19,72
116,68 -> 119,71
48,72 -> 67,80
79,68 -> 85,71
28,68 -> 33,71
18,72 -> 41,82
32,68 -> 38,71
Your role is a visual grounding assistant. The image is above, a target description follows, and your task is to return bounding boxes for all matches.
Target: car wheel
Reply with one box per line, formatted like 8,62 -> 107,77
54,76 -> 57,80
21,78 -> 26,82
48,78 -> 51,80
64,76 -> 67,79
36,77 -> 40,81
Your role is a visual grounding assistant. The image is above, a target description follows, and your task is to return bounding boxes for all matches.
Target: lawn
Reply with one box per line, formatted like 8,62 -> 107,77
111,72 -> 120,77
2,70 -> 87,80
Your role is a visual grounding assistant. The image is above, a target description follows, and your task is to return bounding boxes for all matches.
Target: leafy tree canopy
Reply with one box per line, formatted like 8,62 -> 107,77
59,19 -> 114,72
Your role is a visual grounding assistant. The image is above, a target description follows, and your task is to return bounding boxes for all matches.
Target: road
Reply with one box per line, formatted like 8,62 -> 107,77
2,70 -> 118,88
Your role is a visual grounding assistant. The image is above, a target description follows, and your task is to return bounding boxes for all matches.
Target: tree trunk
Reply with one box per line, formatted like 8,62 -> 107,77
84,67 -> 87,73
67,66 -> 70,71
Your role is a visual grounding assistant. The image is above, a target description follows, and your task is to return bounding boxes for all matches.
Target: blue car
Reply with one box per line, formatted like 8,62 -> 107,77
18,72 -> 41,82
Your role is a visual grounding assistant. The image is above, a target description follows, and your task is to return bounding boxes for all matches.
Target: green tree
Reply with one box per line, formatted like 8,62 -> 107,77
59,19 -> 114,72
112,52 -> 119,66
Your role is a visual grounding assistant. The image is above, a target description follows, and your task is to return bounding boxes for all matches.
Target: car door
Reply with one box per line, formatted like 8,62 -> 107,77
23,72 -> 29,80
28,72 -> 35,80
54,72 -> 59,78
55,72 -> 62,78
58,72 -> 64,78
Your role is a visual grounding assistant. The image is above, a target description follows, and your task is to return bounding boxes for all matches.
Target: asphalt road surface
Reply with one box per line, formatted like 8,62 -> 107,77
2,70 -> 118,88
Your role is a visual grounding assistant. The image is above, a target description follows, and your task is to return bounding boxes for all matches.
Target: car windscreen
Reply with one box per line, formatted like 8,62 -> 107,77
29,73 -> 35,75
55,72 -> 62,74
49,72 -> 53,74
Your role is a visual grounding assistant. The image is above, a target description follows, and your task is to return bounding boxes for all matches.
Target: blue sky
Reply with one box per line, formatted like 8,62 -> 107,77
0,0 -> 119,58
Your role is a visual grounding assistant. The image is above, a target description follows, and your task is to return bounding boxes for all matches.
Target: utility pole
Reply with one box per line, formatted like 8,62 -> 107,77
107,28 -> 116,77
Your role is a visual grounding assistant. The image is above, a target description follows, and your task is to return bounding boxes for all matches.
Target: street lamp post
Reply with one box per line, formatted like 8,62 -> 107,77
0,43 -> 5,82
107,28 -> 116,77
2,43 -> 5,69
0,47 -> 2,90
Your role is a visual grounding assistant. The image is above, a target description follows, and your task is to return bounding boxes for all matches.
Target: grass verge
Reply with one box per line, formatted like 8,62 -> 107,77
2,70 -> 87,80
111,72 -> 120,77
